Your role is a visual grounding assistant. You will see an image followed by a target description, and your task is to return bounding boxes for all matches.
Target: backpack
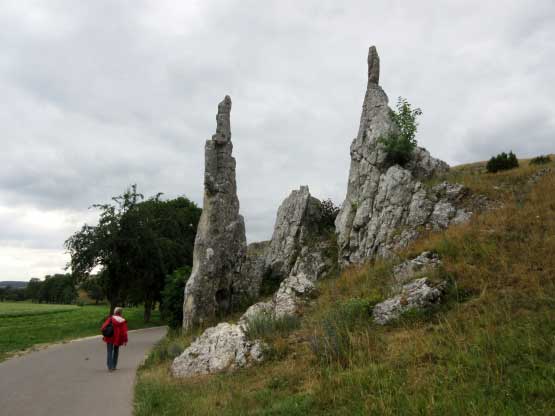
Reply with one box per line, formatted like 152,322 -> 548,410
102,317 -> 114,337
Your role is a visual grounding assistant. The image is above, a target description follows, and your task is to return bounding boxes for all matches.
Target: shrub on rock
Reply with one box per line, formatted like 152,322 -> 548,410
379,97 -> 422,167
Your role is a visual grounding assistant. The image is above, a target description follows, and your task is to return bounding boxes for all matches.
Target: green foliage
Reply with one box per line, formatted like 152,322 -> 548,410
160,267 -> 191,329
79,276 -> 104,304
530,154 -> 551,165
21,274 -> 77,305
245,314 -> 301,341
0,286 -> 25,302
65,185 -> 201,320
379,97 -> 422,167
486,151 -> 519,173
319,199 -> 340,231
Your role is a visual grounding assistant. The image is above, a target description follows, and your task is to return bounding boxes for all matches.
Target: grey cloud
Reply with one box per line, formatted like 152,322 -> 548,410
1,0 -> 554,278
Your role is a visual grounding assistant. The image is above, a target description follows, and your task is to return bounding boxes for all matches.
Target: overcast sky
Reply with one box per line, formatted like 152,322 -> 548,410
1,0 -> 554,280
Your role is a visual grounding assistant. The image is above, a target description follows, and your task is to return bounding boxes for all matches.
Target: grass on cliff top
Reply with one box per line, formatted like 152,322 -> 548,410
135,158 -> 555,415
0,303 -> 163,362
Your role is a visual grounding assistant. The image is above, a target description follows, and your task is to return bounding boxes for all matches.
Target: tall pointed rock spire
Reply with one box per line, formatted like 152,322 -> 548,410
182,95 -> 247,330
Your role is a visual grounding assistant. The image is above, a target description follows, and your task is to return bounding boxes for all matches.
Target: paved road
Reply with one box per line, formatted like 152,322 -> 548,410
0,326 -> 166,416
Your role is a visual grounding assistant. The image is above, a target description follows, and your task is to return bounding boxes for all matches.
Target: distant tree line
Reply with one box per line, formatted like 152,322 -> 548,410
65,185 -> 201,323
0,274 -> 77,304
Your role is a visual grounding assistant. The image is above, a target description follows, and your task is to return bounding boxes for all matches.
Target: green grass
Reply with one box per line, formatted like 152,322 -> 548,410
244,314 -> 301,341
0,303 -> 163,362
134,160 -> 555,415
0,302 -> 78,317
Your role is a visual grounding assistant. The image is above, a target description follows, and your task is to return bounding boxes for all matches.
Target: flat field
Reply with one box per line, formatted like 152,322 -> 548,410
0,302 -> 163,362
0,302 -> 78,317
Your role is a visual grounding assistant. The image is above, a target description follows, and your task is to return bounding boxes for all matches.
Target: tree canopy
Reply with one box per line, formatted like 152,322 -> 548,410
65,185 -> 201,320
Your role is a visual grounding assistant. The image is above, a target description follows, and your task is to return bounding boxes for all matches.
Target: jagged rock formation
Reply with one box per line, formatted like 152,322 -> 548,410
335,46 -> 469,265
182,96 -> 247,330
373,278 -> 445,325
173,187 -> 331,379
238,186 -> 334,300
171,322 -> 264,377
265,186 -> 324,281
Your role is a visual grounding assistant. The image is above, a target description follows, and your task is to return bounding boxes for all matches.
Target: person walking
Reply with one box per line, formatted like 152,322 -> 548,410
101,307 -> 128,372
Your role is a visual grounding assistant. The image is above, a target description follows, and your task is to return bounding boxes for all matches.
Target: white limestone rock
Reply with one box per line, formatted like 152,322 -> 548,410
171,322 -> 264,378
273,273 -> 316,318
393,252 -> 441,285
265,186 -> 323,281
373,278 -> 444,325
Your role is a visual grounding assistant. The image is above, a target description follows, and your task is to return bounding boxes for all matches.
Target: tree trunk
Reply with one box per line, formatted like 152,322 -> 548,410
143,299 -> 153,323
109,299 -> 119,315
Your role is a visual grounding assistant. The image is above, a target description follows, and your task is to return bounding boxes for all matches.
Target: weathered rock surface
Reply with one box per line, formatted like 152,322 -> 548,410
393,251 -> 441,285
273,273 -> 316,317
171,322 -> 264,378
234,241 -> 270,308
335,46 -> 470,265
182,96 -> 247,330
373,278 -> 444,325
265,186 -> 324,281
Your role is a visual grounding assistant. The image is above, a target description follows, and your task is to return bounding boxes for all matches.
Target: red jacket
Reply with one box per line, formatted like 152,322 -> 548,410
101,315 -> 128,346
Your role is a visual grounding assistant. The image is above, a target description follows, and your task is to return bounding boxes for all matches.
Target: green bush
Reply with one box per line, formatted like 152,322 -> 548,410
486,151 -> 519,173
379,97 -> 422,167
530,155 -> 551,165
160,267 -> 191,329
319,199 -> 340,231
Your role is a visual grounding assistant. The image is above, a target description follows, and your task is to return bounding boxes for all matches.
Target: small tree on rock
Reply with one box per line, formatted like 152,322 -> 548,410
379,97 -> 422,167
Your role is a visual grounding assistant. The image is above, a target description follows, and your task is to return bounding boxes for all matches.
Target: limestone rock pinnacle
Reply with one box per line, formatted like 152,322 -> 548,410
182,96 -> 247,330
335,46 -> 466,266
212,95 -> 232,144
367,45 -> 380,84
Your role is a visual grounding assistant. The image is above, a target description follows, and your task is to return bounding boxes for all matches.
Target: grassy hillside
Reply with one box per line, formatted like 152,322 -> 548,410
0,303 -> 163,362
135,157 -> 555,415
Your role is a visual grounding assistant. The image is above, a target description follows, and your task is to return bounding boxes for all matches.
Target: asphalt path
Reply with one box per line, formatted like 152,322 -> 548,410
0,326 -> 166,416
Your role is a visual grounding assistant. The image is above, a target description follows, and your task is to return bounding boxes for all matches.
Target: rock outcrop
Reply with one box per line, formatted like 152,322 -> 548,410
182,96 -> 247,330
238,185 -> 334,300
373,278 -> 445,325
234,241 -> 270,309
392,251 -> 441,285
265,186 -> 324,281
239,272 -> 316,326
171,322 -> 264,377
335,46 -> 469,265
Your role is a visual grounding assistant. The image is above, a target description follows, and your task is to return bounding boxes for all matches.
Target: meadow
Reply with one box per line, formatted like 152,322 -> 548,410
0,302 -> 163,362
134,157 -> 555,415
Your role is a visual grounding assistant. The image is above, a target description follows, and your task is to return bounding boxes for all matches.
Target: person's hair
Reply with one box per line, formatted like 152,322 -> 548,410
113,307 -> 123,316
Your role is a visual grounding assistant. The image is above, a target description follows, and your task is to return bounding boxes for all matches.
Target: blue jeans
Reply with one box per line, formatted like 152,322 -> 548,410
106,343 -> 119,370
